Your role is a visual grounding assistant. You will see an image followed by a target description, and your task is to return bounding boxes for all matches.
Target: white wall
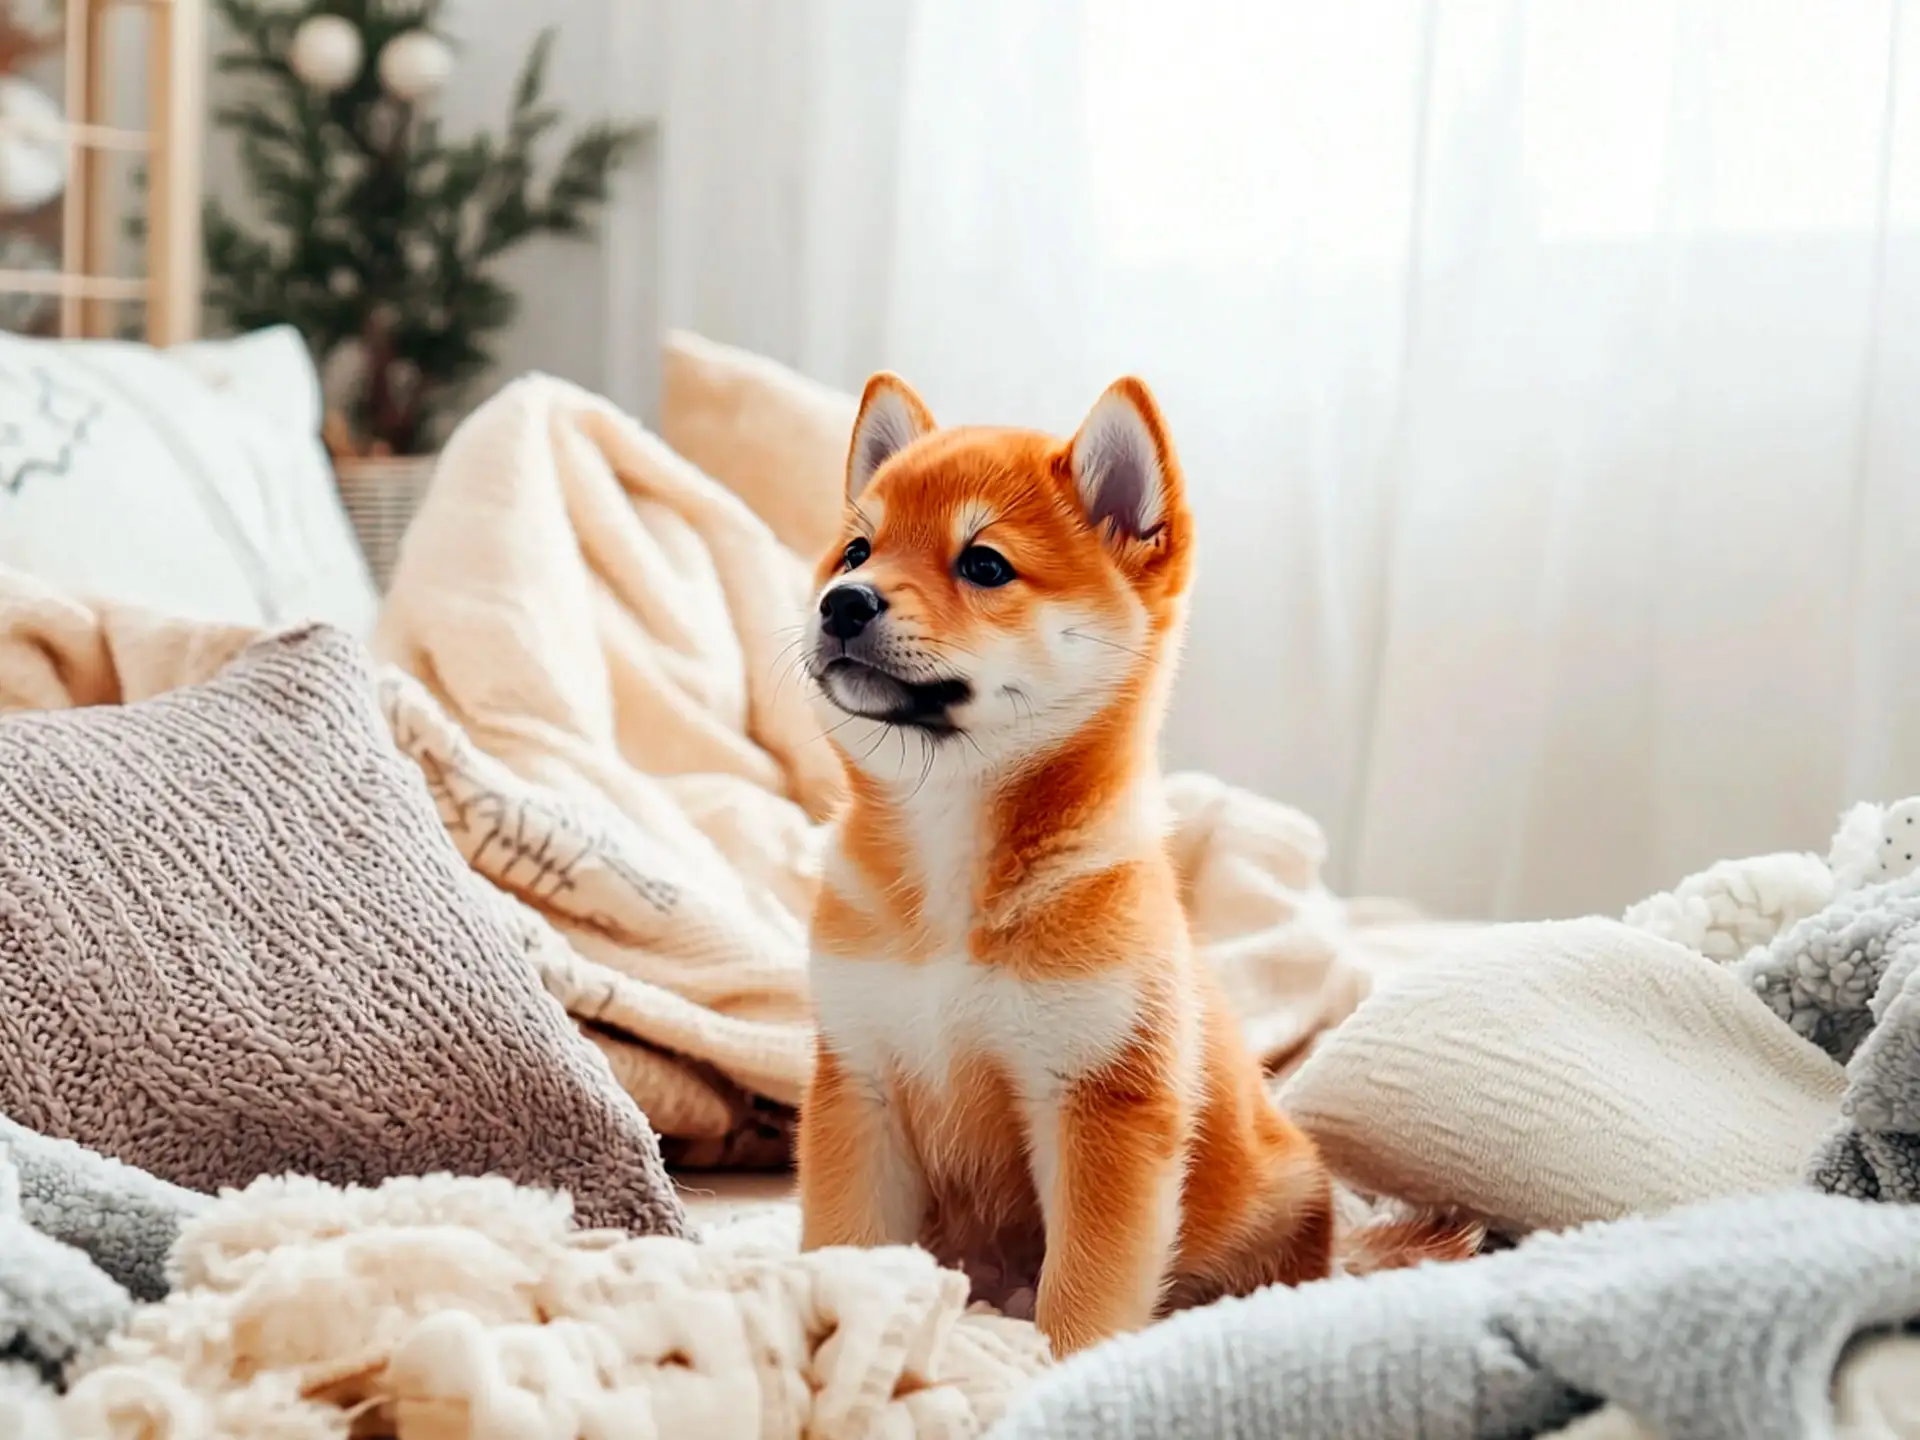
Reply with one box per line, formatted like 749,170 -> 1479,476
203,0 -> 665,427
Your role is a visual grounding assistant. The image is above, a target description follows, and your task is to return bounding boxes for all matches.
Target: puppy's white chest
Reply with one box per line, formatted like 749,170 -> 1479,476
810,951 -> 1140,1098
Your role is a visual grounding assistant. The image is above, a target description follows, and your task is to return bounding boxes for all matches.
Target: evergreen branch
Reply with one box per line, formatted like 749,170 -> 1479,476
204,200 -> 292,333
212,102 -> 303,153
512,30 -> 554,116
512,106 -> 561,146
208,0 -> 260,39
536,121 -> 644,233
213,52 -> 299,85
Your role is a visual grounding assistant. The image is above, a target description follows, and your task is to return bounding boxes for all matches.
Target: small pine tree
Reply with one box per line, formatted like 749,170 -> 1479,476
203,0 -> 643,456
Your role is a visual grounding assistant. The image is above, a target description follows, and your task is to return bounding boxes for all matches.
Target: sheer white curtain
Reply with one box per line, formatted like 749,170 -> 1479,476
662,0 -> 1920,920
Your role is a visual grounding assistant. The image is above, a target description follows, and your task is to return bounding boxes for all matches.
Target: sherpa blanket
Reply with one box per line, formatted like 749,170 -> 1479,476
0,1114 -> 209,1429
0,1142 -> 137,1397
4,1167 -> 1046,1439
0,370 -> 1465,1159
0,1114 -> 204,1303
1619,796 -> 1920,1202
989,1190 -> 1920,1440
1736,871 -> 1920,1201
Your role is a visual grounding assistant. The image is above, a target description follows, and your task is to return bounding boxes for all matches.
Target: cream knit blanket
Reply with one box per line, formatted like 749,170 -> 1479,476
0,1170 -> 1046,1438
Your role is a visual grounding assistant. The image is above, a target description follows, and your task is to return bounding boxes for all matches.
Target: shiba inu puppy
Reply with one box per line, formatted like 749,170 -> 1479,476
796,373 -> 1474,1355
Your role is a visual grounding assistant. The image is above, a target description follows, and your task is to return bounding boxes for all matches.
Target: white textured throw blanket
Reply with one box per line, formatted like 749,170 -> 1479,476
1280,799 -> 1920,1237
1,1170 -> 1045,1438
1281,918 -> 1847,1234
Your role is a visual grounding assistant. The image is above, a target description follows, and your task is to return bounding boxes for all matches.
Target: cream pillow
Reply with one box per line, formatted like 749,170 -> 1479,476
659,329 -> 854,564
1280,917 -> 1847,1235
0,326 -> 377,635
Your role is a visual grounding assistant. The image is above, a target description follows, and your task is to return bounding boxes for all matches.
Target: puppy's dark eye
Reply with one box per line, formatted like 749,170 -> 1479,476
957,545 -> 1016,588
842,536 -> 871,570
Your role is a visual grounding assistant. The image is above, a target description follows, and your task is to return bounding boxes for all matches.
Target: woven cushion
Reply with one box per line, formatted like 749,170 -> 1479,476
0,625 -> 686,1238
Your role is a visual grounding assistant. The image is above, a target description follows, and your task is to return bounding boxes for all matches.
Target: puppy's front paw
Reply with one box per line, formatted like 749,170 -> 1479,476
1034,1290 -> 1116,1358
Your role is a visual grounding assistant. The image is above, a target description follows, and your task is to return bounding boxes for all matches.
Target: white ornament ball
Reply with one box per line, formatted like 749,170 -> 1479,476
288,14 -> 365,93
378,30 -> 454,102
0,77 -> 68,213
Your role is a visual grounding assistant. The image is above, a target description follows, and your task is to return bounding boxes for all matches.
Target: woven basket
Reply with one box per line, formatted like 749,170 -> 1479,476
335,453 -> 437,592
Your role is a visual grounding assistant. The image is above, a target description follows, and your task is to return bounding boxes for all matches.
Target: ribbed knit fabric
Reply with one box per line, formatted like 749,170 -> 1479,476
990,1190 -> 1920,1440
1281,918 -> 1847,1234
0,1114 -> 204,1302
0,625 -> 685,1238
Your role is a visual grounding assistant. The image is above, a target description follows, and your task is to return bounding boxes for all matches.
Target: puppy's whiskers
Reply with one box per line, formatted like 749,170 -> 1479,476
769,635 -> 812,696
1063,627 -> 1150,662
808,712 -> 862,746
907,731 -> 940,800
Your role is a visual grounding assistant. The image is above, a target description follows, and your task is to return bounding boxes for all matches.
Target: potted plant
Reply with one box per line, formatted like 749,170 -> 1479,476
203,0 -> 644,584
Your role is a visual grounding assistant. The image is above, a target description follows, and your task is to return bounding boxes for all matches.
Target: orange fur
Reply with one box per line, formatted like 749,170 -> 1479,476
1339,1210 -> 1487,1275
795,373 -> 1466,1357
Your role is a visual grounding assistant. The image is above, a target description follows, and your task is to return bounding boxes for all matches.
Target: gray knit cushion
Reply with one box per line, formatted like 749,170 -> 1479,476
0,625 -> 686,1239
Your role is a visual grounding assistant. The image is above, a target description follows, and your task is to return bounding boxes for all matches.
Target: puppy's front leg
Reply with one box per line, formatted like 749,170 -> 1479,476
797,1037 -> 927,1250
1027,1075 -> 1184,1356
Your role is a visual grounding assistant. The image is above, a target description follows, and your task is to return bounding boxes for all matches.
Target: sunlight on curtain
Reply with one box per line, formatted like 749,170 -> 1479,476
861,0 -> 1920,920
661,0 -> 1920,920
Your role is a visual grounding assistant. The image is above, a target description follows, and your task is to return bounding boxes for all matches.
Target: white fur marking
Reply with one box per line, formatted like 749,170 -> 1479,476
1142,1160 -> 1185,1312
865,1096 -> 931,1244
899,776 -> 981,940
1021,1084 -> 1184,1323
849,390 -> 925,501
810,952 -> 1143,1101
954,500 -> 998,546
1022,1099 -> 1064,1235
1071,390 -> 1164,539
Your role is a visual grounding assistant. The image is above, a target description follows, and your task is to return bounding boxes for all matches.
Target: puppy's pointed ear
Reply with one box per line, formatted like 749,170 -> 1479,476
847,373 -> 935,503
1069,378 -> 1181,544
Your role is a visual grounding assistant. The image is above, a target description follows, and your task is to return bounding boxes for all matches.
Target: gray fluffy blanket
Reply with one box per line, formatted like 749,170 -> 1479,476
0,1114 -> 206,1303
1,1149 -> 130,1391
1734,873 -> 1920,1200
0,1115 -> 203,1390
990,1190 -> 1920,1440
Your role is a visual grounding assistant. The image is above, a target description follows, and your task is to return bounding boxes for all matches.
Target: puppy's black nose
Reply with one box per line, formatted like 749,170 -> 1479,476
820,583 -> 886,640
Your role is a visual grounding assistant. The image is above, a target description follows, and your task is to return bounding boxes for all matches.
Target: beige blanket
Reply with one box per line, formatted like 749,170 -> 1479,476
2,1170 -> 1047,1439
0,357 -> 1461,1158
